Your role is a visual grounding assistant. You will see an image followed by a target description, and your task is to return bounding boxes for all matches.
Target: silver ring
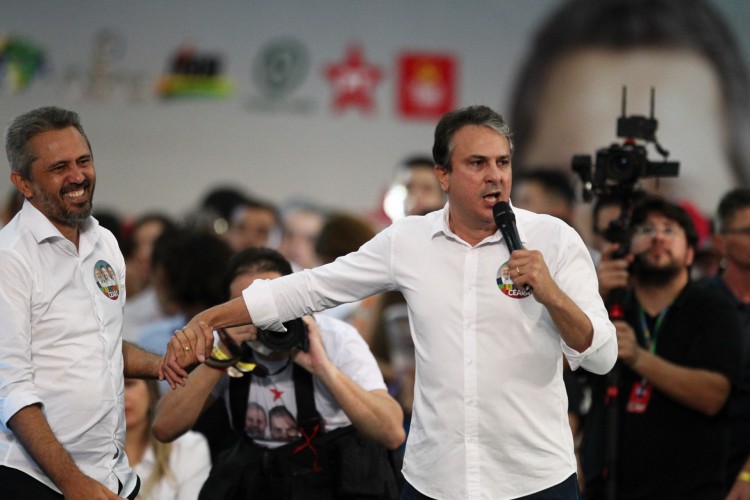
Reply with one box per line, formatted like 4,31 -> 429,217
516,267 -> 521,275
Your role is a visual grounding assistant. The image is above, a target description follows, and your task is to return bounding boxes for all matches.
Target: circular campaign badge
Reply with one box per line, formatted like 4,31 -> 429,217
496,260 -> 531,299
94,260 -> 120,300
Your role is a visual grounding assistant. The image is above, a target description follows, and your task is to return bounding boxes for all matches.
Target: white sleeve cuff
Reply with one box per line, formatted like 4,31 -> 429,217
242,279 -> 287,332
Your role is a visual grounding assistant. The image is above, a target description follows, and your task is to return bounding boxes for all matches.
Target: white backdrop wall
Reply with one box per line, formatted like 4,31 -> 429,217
2,0 -> 749,221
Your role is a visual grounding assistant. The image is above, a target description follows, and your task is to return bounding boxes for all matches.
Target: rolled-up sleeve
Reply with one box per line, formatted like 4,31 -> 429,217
0,249 -> 41,429
554,229 -> 617,375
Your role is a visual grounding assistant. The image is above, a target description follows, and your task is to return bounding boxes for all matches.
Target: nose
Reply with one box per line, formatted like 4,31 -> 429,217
65,164 -> 87,185
486,163 -> 504,184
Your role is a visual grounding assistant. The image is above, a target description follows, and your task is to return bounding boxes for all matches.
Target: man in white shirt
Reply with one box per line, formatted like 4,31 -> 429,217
0,106 -> 190,499
164,105 -> 617,499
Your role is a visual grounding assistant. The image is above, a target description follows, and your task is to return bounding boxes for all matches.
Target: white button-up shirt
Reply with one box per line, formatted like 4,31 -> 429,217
0,201 -> 137,496
244,203 -> 616,499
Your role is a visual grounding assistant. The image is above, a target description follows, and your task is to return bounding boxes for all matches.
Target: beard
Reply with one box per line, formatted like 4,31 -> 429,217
31,179 -> 94,228
631,252 -> 683,285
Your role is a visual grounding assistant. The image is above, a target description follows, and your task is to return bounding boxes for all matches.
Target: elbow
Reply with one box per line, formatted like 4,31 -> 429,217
151,418 -> 179,443
699,396 -> 729,418
382,425 -> 406,451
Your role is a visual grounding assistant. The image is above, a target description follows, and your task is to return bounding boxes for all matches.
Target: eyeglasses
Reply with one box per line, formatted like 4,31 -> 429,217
722,227 -> 750,236
632,224 -> 682,238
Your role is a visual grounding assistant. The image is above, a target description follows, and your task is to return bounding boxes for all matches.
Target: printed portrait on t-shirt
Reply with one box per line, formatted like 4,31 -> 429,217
269,406 -> 299,442
245,402 -> 267,440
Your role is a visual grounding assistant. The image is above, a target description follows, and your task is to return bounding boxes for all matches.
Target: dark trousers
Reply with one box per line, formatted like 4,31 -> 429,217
401,473 -> 580,500
0,466 -> 140,500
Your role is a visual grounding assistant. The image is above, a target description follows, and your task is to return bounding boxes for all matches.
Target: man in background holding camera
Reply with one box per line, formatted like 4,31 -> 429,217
581,196 -> 743,498
164,105 -> 617,499
153,247 -> 404,499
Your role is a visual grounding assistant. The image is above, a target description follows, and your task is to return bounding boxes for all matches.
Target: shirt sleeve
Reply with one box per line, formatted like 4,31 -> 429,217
553,228 -> 617,375
243,227 -> 396,331
318,314 -> 387,393
0,249 -> 42,428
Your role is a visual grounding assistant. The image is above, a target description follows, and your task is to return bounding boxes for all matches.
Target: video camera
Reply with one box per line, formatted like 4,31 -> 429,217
572,87 -> 680,258
572,87 -> 679,203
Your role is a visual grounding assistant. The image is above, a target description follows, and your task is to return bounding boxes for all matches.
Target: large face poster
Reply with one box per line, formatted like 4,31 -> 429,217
1,0 -> 748,241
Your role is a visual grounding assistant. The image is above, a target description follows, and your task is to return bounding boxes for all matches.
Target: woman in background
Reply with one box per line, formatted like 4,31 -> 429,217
125,379 -> 211,500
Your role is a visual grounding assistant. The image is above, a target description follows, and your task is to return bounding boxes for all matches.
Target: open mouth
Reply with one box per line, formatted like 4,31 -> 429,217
483,191 -> 502,204
64,189 -> 86,200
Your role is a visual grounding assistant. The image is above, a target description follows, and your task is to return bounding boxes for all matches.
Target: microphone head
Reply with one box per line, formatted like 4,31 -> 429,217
493,201 -> 514,226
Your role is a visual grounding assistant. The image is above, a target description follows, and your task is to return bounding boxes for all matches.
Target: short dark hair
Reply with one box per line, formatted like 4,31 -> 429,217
630,196 -> 699,249
5,106 -> 92,179
315,212 -> 375,264
432,105 -> 513,172
717,188 -> 750,233
223,247 -> 293,297
151,228 -> 233,308
517,169 -> 575,207
402,155 -> 435,171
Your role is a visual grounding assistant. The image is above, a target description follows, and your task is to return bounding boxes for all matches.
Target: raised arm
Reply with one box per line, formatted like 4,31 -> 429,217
153,322 -> 225,442
293,317 -> 405,450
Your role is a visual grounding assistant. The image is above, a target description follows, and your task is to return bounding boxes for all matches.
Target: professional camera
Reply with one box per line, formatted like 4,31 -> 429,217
572,87 -> 680,255
256,317 -> 309,353
572,87 -> 679,203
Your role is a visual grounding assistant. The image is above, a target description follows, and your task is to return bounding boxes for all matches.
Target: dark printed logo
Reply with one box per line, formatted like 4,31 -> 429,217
94,260 -> 120,300
247,37 -> 313,113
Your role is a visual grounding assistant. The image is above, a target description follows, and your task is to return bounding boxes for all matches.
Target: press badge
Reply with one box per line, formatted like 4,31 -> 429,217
626,381 -> 652,413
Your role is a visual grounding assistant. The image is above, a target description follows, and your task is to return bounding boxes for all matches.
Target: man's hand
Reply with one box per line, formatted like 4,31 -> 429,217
158,321 -> 214,389
597,243 -> 633,298
60,474 -> 125,499
507,248 -> 555,304
291,316 -> 333,376
726,477 -> 750,500
614,320 -> 643,367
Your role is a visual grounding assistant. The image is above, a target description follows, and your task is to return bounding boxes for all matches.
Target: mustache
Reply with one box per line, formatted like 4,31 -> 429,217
60,179 -> 91,195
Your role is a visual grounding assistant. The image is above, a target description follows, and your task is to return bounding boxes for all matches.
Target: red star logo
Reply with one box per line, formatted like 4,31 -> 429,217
324,44 -> 383,113
270,388 -> 284,401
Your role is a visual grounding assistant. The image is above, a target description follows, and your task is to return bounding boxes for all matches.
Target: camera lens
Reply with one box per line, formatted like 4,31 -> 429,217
604,146 -> 640,183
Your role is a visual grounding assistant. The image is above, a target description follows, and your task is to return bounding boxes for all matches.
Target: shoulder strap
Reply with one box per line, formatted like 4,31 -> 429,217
229,372 -> 252,434
293,363 -> 322,436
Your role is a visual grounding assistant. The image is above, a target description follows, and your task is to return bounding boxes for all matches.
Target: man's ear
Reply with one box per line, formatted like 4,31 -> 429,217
10,172 -> 32,199
435,165 -> 449,193
686,245 -> 696,268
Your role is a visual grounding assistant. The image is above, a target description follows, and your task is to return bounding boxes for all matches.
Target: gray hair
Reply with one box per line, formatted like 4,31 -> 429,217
432,105 -> 513,172
5,106 -> 92,179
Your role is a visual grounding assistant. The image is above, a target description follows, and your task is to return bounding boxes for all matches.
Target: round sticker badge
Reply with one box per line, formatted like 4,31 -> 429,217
94,260 -> 120,300
496,260 -> 532,299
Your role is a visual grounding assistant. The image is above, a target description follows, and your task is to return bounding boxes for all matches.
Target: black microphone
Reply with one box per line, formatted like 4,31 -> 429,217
493,201 -> 532,293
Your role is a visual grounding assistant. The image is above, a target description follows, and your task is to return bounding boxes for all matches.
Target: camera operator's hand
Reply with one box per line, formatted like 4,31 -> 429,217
726,470 -> 750,500
597,243 -> 634,299
614,320 -> 644,368
291,316 -> 332,377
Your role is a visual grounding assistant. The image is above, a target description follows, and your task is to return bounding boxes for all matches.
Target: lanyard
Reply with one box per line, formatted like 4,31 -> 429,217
638,304 -> 670,353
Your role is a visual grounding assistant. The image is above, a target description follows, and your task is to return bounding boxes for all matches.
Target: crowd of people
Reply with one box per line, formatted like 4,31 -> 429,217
2,1 -> 750,498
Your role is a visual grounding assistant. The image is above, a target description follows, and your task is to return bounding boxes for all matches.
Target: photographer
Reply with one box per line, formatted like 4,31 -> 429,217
580,196 -> 743,499
152,248 -> 403,500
